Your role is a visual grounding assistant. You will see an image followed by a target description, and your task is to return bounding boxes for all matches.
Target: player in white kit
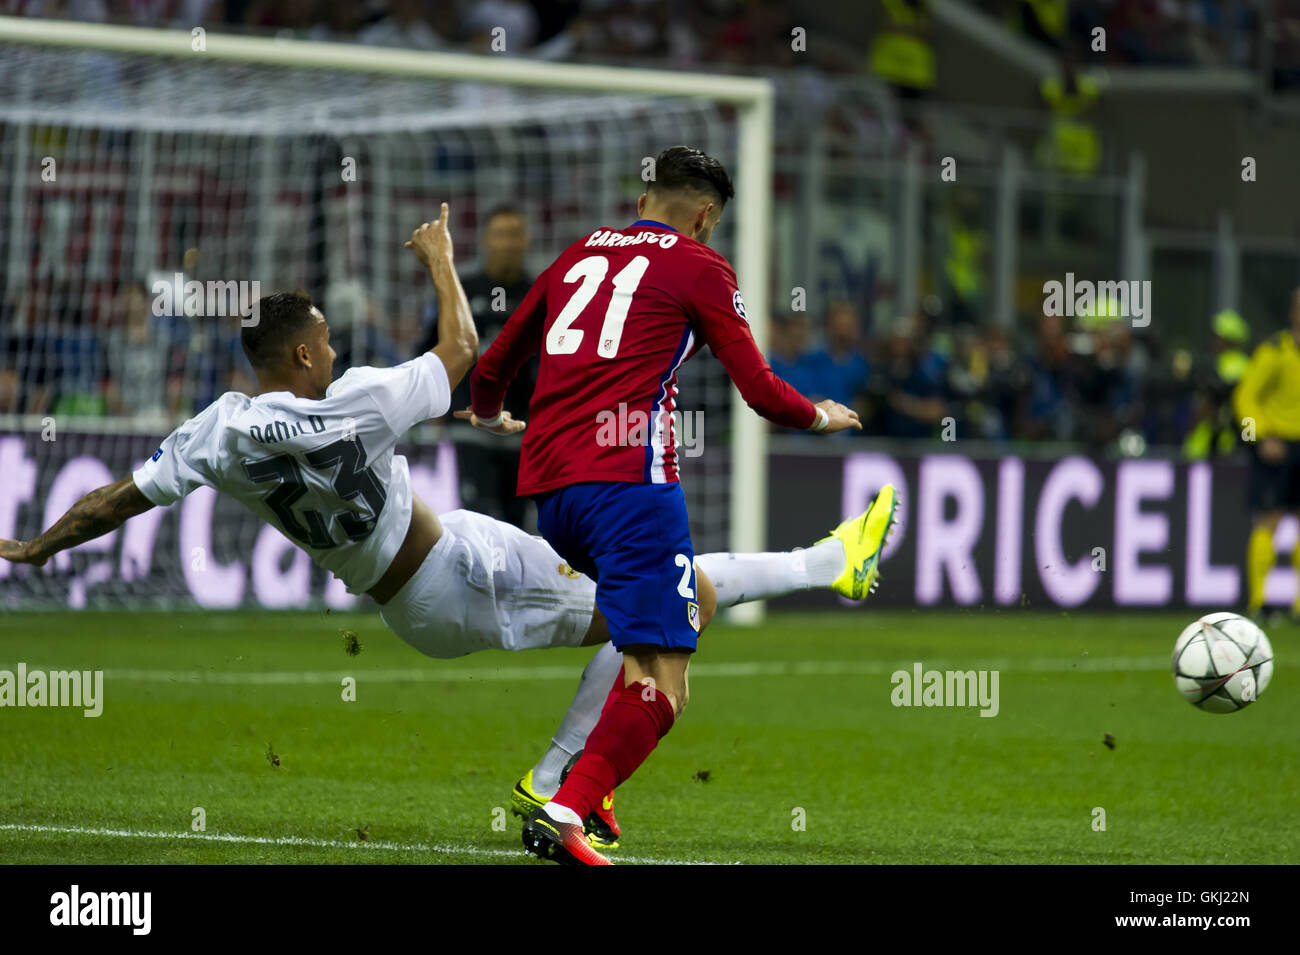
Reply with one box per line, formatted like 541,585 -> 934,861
0,205 -> 882,850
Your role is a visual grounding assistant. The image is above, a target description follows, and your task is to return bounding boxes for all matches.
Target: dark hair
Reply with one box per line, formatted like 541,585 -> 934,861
647,146 -> 735,208
242,290 -> 318,370
482,204 -> 525,226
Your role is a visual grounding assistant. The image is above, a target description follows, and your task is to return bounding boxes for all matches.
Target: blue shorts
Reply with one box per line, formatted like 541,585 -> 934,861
535,481 -> 700,652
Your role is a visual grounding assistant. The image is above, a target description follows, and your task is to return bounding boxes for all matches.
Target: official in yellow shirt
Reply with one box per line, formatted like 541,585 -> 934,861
870,0 -> 936,94
1183,310 -> 1250,460
1232,290 -> 1300,617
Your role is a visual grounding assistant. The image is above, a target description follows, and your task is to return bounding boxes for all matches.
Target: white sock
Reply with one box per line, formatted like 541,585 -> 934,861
695,539 -> 845,609
531,641 -> 623,797
543,801 -> 584,826
530,543 -> 846,794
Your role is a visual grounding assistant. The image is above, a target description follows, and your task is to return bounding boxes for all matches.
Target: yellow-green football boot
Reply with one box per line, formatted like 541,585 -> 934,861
510,756 -> 621,849
823,484 -> 898,600
510,771 -> 549,820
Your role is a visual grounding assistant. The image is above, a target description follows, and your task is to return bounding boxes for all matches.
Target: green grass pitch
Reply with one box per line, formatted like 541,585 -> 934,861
1,609 -> 1295,864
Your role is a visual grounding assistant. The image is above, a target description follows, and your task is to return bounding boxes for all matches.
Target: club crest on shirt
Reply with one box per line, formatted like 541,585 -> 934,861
732,290 -> 748,322
557,563 -> 582,579
687,601 -> 701,632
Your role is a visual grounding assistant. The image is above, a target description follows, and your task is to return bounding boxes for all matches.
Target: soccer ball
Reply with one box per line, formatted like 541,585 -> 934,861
1172,612 -> 1274,713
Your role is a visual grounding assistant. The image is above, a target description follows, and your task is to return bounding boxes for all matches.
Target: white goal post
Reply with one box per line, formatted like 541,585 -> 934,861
0,15 -> 773,623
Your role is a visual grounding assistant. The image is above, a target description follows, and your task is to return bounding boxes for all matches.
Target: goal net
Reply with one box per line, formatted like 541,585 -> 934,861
0,20 -> 771,616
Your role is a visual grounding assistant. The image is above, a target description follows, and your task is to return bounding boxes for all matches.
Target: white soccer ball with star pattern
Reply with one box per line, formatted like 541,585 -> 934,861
1172,612 -> 1274,713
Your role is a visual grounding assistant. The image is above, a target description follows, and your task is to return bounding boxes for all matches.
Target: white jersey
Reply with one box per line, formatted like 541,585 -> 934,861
132,353 -> 452,594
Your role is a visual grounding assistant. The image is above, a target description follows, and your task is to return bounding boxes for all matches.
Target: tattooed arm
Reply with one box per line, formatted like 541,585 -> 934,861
0,475 -> 154,567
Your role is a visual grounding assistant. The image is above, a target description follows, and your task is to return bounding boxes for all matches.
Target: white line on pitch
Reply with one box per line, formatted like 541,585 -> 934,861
0,823 -> 729,866
0,656 -> 1171,686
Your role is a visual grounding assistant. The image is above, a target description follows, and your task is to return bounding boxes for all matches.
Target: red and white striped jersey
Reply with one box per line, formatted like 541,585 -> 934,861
471,220 -> 816,496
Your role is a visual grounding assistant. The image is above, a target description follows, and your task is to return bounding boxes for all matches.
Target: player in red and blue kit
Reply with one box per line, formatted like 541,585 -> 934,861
466,146 -> 897,864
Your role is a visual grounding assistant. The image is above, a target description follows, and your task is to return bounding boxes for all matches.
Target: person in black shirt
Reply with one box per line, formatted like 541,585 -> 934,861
420,205 -> 537,528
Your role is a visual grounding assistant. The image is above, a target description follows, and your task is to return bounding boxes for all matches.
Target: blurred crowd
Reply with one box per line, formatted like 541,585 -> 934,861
768,297 -> 1266,457
0,267 -> 1277,462
5,0 -> 834,71
11,0 -> 1278,77
0,281 -> 254,419
0,0 -> 1289,461
976,0 -> 1261,69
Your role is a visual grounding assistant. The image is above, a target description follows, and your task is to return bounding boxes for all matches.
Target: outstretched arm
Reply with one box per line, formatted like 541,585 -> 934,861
406,202 -> 479,390
467,264 -> 549,434
0,475 -> 154,567
691,259 -> 860,434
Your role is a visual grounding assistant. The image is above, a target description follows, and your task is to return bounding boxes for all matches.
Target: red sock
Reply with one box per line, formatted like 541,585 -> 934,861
551,681 -> 675,819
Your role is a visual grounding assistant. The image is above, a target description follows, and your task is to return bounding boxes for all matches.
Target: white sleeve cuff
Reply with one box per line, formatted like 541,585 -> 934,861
130,467 -> 174,507
477,411 -> 504,428
810,406 -> 829,432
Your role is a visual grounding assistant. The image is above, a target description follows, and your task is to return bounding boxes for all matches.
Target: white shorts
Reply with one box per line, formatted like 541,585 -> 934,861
379,509 -> 597,659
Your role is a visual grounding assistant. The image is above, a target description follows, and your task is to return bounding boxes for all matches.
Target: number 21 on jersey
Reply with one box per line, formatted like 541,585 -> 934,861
546,254 -> 650,359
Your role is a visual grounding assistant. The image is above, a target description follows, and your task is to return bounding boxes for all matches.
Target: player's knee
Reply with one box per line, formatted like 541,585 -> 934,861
638,679 -> 687,717
669,680 -> 689,717
651,669 -> 689,717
